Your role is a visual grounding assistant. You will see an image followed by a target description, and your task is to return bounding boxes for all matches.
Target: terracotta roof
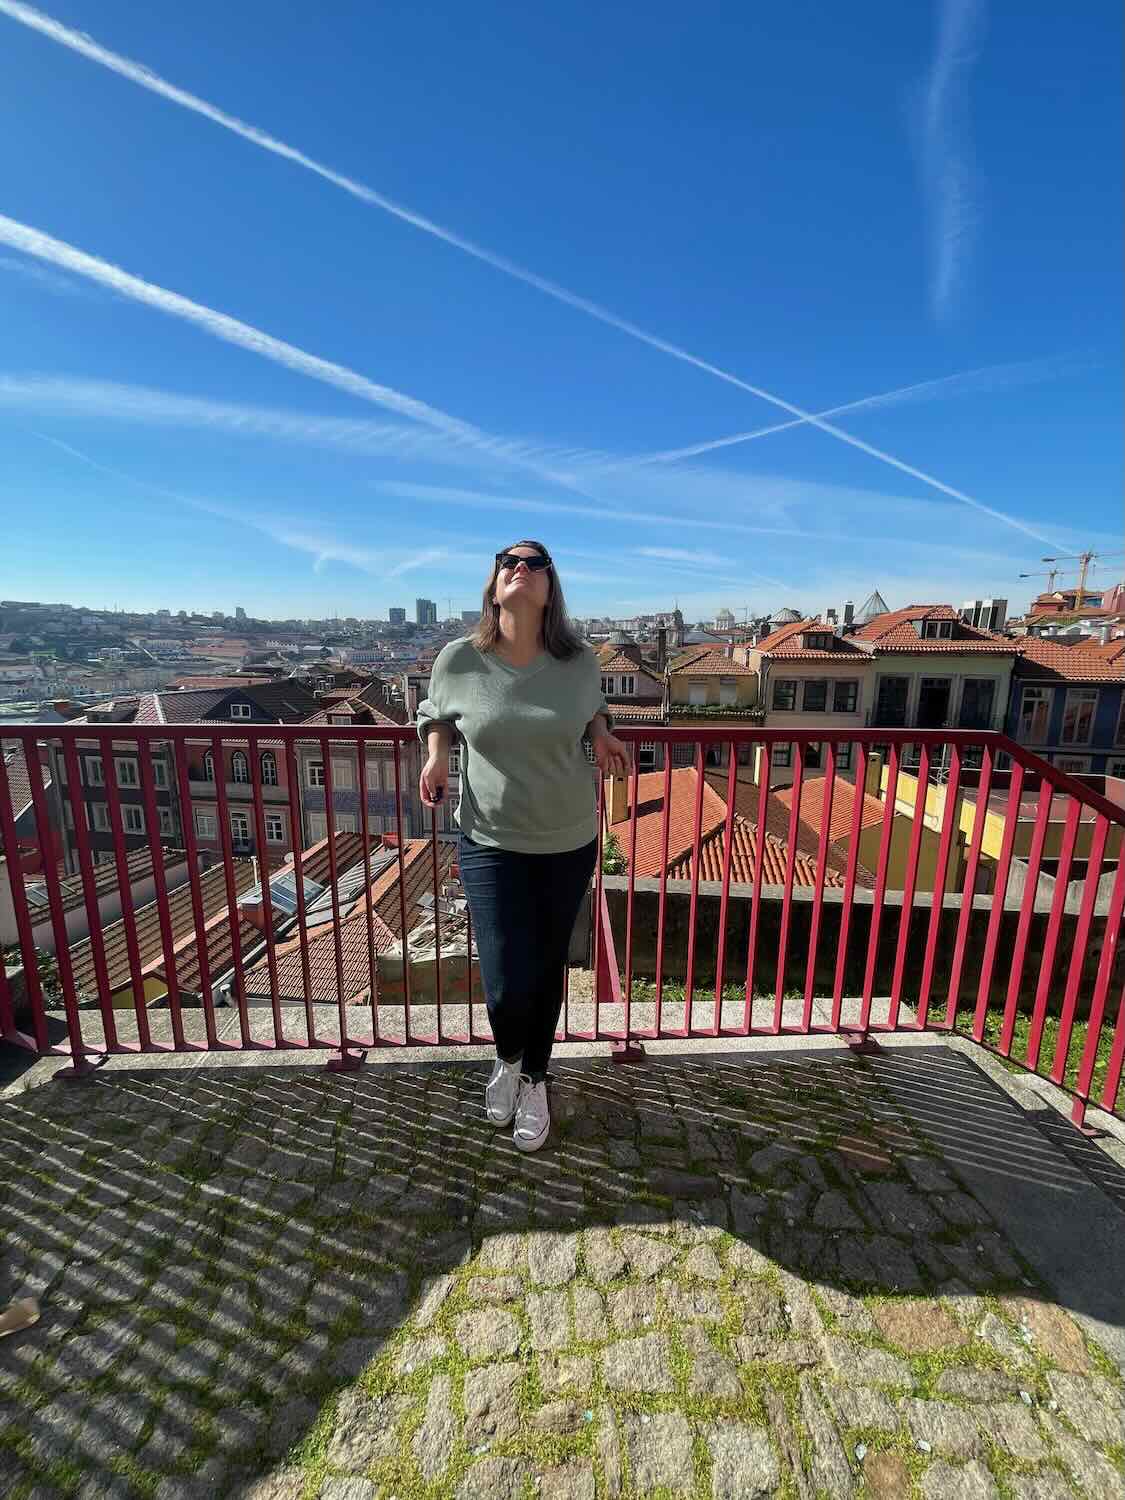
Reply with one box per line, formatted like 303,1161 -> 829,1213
1015,637 -> 1125,684
702,770 -> 875,888
242,838 -> 456,1002
33,847 -> 189,917
1,740 -> 49,820
774,775 -> 887,845
665,815 -> 844,888
70,859 -> 255,997
667,651 -> 754,676
754,619 -> 871,661
600,650 -> 661,681
607,705 -> 666,723
850,605 -> 1017,654
166,676 -> 275,691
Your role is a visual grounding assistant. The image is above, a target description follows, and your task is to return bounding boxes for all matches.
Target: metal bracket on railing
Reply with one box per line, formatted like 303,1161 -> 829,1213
326,1047 -> 367,1073
843,1030 -> 882,1056
53,1052 -> 110,1083
610,1038 -> 645,1064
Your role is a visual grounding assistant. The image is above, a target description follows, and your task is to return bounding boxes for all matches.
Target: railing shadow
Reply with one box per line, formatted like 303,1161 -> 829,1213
0,1047 -> 1122,1496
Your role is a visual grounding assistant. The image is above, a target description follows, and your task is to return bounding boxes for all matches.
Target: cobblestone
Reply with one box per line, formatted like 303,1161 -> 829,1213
5,1054 -> 1123,1500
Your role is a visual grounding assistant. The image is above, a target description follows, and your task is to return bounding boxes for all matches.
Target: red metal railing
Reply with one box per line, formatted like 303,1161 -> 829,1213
1,724 -> 1123,1130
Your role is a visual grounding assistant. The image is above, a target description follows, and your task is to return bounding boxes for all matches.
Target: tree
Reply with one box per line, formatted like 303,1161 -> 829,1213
601,832 -> 627,875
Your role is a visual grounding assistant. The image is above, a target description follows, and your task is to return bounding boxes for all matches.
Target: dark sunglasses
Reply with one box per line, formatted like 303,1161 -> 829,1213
495,551 -> 552,573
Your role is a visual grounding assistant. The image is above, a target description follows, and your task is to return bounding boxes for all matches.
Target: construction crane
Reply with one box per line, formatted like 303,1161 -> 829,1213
1020,551 -> 1125,607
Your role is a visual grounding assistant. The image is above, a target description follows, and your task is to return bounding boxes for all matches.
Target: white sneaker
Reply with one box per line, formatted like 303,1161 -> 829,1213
485,1056 -> 522,1125
513,1075 -> 550,1153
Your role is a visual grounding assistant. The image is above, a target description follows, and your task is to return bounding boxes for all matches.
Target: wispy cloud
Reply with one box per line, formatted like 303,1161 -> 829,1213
637,546 -> 728,567
920,0 -> 985,323
0,253 -> 87,297
628,355 -> 1072,465
1,0 -> 1039,534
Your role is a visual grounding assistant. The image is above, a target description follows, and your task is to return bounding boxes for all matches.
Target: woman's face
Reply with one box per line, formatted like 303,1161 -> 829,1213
493,545 -> 552,612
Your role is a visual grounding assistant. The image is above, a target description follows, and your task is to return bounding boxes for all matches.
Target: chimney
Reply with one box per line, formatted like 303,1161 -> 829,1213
826,609 -> 837,626
52,698 -> 77,716
865,751 -> 884,800
843,601 -> 855,627
606,774 -> 628,827
1099,624 -> 1111,645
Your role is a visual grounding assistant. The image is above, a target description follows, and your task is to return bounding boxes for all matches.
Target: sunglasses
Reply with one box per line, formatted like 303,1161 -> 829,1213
495,551 -> 552,573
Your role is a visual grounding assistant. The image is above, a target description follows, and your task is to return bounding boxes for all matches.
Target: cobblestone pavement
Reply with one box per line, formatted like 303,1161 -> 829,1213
1,1053 -> 1123,1499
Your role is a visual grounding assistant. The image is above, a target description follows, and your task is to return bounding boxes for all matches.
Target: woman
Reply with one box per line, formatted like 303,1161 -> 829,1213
416,541 -> 629,1152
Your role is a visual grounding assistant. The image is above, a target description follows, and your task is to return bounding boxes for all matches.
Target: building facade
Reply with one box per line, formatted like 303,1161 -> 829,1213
1007,637 -> 1125,776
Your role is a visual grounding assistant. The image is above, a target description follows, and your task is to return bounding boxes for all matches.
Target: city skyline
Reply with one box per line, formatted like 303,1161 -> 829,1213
1,2 -> 1121,619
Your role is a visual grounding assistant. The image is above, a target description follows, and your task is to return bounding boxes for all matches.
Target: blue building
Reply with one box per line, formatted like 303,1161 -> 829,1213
1007,638 -> 1125,777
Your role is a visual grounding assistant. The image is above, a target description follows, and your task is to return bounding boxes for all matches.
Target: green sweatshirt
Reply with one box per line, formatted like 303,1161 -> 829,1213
416,637 -> 611,854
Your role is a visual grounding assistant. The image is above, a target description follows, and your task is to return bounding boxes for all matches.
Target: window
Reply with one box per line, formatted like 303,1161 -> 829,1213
152,760 -> 169,789
718,677 -> 737,706
1061,688 -> 1097,745
772,680 -> 798,711
834,680 -> 858,714
158,808 -> 175,837
333,814 -> 358,833
639,741 -> 657,771
620,675 -> 636,696
802,681 -> 827,713
265,814 -> 285,843
86,755 -> 104,786
88,803 -> 111,832
231,751 -> 250,784
874,676 -> 910,727
260,752 -> 278,786
230,703 -> 252,719
448,748 -> 461,775
1019,686 -> 1051,744
62,802 -> 74,829
308,761 -> 326,788
308,812 -> 328,841
959,679 -> 996,731
230,812 -> 251,843
688,682 -> 708,706
1107,758 -> 1125,780
1055,755 -> 1091,774
364,756 -> 383,790
601,676 -> 613,695
804,743 -> 822,769
803,632 -> 833,651
202,751 -> 215,782
331,758 -> 355,790
195,811 -> 217,840
122,805 -> 145,834
114,758 -> 139,787
1116,696 -> 1125,746
835,743 -> 853,772
771,743 -> 793,768
920,619 -> 954,639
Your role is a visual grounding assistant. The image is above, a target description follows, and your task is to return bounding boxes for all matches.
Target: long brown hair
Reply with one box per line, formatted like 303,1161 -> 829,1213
472,539 -> 585,660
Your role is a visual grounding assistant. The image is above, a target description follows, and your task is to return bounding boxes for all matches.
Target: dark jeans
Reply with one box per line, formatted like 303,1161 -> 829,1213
458,833 -> 597,1080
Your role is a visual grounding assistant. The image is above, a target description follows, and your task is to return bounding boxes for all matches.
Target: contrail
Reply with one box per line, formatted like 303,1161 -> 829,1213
0,1 -> 1056,545
627,357 -> 1071,466
921,0 -> 984,323
0,214 -> 498,452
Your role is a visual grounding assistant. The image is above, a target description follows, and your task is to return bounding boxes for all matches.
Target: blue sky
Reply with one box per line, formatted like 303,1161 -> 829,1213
0,0 -> 1121,622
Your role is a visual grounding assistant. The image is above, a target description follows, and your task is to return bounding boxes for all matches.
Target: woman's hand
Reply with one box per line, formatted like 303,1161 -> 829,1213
419,751 -> 450,808
590,729 -> 630,779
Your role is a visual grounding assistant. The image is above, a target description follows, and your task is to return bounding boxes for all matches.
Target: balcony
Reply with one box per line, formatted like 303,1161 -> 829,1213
2,724 -> 1125,1496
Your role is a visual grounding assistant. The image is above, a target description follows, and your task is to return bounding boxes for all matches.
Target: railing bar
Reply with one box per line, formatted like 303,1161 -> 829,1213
1049,812 -> 1108,1086
1099,975 -> 1125,1116
430,796 -> 445,1042
860,743 -> 900,1033
211,734 -> 252,1046
943,745 -> 995,1029
772,743 -> 804,1033
623,747 -> 641,1038
319,736 -> 348,1050
0,738 -> 48,1051
653,753 -> 673,1035
803,742 -> 836,1031
23,740 -> 87,1066
741,743 -> 772,1033
970,759 -> 1025,1042
1000,779 -> 1055,1054
392,741 -> 413,1042
713,742 -> 738,1033
246,732 -> 283,1047
172,736 -> 219,1047
1024,796 -> 1082,1069
915,746 -> 962,1029
682,741 -> 707,1033
888,744 -> 930,1030
592,770 -> 606,1040
1073,848 -> 1125,1120
136,738 -> 185,1050
60,735 -> 119,1050
356,741 -> 379,1043
100,733 -> 153,1051
281,734 -> 316,1046
831,743 -> 867,1033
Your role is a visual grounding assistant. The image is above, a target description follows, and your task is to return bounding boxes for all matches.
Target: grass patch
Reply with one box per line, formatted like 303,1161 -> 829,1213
956,1007 -> 1111,1099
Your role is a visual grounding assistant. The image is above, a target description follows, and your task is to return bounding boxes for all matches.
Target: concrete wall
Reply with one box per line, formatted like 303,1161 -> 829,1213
601,876 -> 1125,1018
